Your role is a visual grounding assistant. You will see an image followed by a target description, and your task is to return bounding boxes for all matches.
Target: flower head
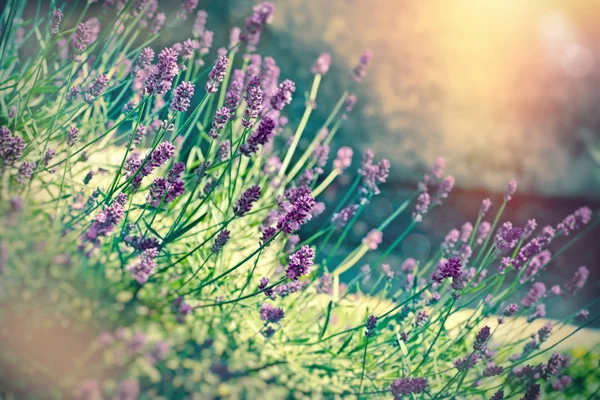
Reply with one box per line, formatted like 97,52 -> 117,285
170,81 -> 195,112
145,47 -> 179,95
286,245 -> 314,280
233,185 -> 261,216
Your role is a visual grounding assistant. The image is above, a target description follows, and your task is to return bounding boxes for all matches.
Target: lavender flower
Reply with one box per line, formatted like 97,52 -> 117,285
150,13 -> 166,34
435,175 -> 455,204
431,256 -> 462,283
473,326 -> 491,351
206,55 -> 228,93
72,21 -> 92,52
208,107 -> 230,138
88,74 -> 108,97
233,185 -> 261,216
414,310 -> 429,327
181,39 -> 198,60
351,50 -> 373,82
521,384 -> 540,400
504,303 -> 519,317
277,194 -> 315,234
331,204 -> 358,229
567,266 -> 589,294
258,277 -> 274,298
522,219 -> 537,239
454,353 -> 480,371
333,146 -> 353,172
128,248 -> 159,284
66,86 -> 80,101
286,245 -> 314,280
365,315 -> 378,337
495,222 -> 523,252
557,207 -> 592,235
359,149 -> 390,195
522,282 -> 546,308
259,303 -> 284,323
362,229 -> 382,250
552,376 -> 572,391
219,140 -> 230,161
179,0 -> 198,19
412,192 -> 430,222
16,162 -> 36,185
241,2 -> 275,51
483,364 -> 504,377
490,390 -> 505,400
270,79 -> 295,110
390,377 -> 428,398
513,238 -> 542,270
504,179 -> 517,201
145,47 -> 179,95
401,258 -> 416,273
170,81 -> 195,112
211,229 -> 230,253
476,221 -> 491,245
242,77 -> 263,127
192,10 -> 208,38
480,198 -> 492,216
240,116 -> 276,155
0,126 -> 25,168
49,9 -> 63,35
315,274 -> 333,294
312,53 -> 331,75
81,194 -> 128,249
66,126 -> 79,147
225,69 -> 244,115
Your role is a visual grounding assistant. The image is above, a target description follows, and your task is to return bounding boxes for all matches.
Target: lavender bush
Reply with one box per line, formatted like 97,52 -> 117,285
0,1 -> 598,398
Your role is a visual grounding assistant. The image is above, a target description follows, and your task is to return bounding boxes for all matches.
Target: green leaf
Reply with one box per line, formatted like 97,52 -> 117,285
336,332 -> 354,355
319,300 -> 333,340
31,85 -> 60,94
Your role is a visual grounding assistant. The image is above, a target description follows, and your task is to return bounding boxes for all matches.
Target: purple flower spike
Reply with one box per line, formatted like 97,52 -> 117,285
480,198 -> 492,216
390,377 -> 428,398
211,229 -> 230,253
66,126 -> 79,147
233,185 -> 261,216
242,77 -> 263,127
225,69 -> 244,115
0,126 -> 25,168
193,10 -> 208,38
362,229 -> 383,250
504,179 -> 517,201
352,50 -> 373,82
312,53 -> 331,75
209,107 -> 230,138
206,55 -> 228,93
431,256 -> 462,283
286,245 -> 314,280
150,13 -> 166,35
473,326 -> 491,351
49,9 -> 63,35
170,81 -> 195,112
241,2 -> 275,51
557,207 -> 592,236
259,303 -> 284,323
365,315 -> 378,337
567,266 -> 589,294
270,79 -> 295,110
145,48 -> 179,95
72,21 -> 92,52
413,192 -> 430,222
128,248 -> 159,284
333,146 -> 353,172
240,116 -> 276,155
179,0 -> 198,19
88,74 -> 108,97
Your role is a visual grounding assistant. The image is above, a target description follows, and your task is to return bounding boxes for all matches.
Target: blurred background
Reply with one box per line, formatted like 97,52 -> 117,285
23,0 -> 600,320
